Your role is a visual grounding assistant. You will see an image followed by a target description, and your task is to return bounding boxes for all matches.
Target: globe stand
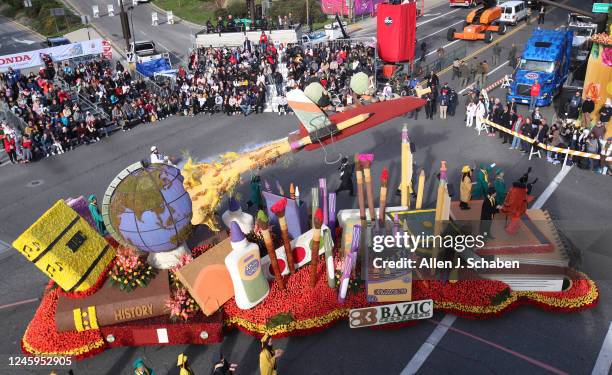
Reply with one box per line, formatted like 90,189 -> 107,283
147,244 -> 190,269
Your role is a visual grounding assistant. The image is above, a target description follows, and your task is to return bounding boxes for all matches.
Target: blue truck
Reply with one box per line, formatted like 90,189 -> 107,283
507,28 -> 573,107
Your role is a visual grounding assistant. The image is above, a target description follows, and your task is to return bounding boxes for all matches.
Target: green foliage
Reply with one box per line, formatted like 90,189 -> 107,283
226,0 -> 248,18
0,0 -> 80,36
268,0 -> 326,26
266,312 -> 295,329
490,287 -> 511,306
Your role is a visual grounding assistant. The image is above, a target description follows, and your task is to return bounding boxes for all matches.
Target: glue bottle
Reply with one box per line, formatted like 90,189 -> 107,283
225,221 -> 269,309
222,197 -> 254,234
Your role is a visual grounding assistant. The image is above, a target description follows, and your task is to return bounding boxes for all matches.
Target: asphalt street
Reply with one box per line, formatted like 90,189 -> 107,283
0,1 -> 611,374
0,15 -> 45,56
63,0 -> 198,63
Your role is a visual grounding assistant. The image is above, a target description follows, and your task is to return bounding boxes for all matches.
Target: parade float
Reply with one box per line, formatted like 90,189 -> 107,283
15,87 -> 598,359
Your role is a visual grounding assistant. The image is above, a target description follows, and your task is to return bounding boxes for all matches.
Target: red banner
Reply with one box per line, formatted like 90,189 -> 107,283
377,2 -> 417,63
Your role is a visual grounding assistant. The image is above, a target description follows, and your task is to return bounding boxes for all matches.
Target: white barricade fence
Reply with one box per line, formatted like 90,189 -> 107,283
152,12 -> 158,26
107,4 -> 115,17
93,5 -> 99,18
167,10 -> 175,25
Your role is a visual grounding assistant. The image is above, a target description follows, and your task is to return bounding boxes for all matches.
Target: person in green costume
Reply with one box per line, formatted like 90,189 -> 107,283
494,169 -> 507,206
247,175 -> 263,209
133,358 -> 154,375
88,195 -> 108,236
473,164 -> 490,199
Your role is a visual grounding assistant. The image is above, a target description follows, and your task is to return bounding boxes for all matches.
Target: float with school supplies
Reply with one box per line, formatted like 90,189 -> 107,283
16,90 -> 597,359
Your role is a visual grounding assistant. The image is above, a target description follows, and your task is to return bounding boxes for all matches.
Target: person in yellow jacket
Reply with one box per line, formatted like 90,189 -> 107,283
177,353 -> 194,375
459,165 -> 473,210
259,334 -> 283,375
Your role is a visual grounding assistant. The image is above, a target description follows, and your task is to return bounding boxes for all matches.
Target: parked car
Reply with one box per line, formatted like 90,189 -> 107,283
46,36 -> 70,47
499,1 -> 528,25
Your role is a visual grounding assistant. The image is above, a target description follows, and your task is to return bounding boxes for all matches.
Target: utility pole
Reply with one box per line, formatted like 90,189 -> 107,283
119,0 -> 131,51
306,0 -> 310,31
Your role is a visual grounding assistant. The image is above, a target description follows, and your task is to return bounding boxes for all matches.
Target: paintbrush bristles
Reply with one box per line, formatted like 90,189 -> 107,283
313,208 -> 323,229
256,218 -> 269,231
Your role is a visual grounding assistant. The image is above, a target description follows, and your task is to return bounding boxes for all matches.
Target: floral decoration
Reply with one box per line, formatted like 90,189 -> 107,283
109,247 -> 157,292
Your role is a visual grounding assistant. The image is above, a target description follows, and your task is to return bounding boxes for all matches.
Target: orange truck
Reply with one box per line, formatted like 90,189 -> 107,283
447,0 -> 506,43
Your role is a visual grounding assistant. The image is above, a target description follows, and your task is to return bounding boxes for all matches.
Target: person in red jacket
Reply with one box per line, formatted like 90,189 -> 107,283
21,136 -> 33,163
3,134 -> 17,164
529,80 -> 540,111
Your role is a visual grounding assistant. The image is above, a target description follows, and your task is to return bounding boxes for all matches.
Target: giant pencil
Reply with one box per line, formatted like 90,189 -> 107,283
415,169 -> 425,210
310,208 -> 324,288
311,187 -> 319,228
400,125 -> 412,208
378,167 -> 389,226
257,210 -> 285,289
355,155 -> 366,222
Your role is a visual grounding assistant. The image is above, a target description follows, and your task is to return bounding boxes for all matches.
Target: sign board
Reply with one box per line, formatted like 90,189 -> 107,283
0,39 -> 109,72
348,299 -> 433,328
50,8 -> 65,16
81,15 -> 90,25
592,3 -> 612,13
23,0 -> 32,7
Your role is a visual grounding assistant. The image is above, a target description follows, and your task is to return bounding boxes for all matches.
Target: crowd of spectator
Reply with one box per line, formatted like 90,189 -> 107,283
463,88 -> 612,175
0,33 -> 377,165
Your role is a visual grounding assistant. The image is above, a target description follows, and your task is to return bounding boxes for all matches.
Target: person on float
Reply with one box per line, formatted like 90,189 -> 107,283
473,163 -> 490,199
133,358 -> 154,375
335,157 -> 355,196
177,353 -> 194,375
480,187 -> 499,239
211,352 -> 238,374
150,145 -> 173,165
259,334 -> 283,375
459,165 -> 473,210
501,168 -> 534,235
247,175 -> 263,209
494,169 -> 507,207
88,195 -> 108,236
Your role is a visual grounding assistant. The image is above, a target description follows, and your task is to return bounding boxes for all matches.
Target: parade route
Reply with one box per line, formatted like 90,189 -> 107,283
0,1 -> 610,374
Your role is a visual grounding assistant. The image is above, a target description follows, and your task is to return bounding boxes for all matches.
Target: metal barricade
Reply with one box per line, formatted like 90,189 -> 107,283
414,43 -> 468,78
0,102 -> 28,132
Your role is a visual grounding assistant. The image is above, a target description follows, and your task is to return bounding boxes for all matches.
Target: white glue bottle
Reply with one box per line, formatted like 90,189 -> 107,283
222,197 -> 254,234
225,221 -> 270,309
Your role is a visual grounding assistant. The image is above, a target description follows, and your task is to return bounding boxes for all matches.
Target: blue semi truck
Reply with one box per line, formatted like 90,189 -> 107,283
507,28 -> 573,107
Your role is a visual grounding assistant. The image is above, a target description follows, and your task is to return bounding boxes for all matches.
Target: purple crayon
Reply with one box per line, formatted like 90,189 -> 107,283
339,225 -> 361,303
328,192 -> 336,234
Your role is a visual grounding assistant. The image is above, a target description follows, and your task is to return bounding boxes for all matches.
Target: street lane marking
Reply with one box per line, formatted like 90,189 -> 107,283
0,298 -> 39,311
426,318 -> 570,375
458,61 -> 509,94
417,9 -> 462,27
591,322 -> 612,375
421,20 -> 464,40
400,314 -> 457,374
532,161 -> 573,209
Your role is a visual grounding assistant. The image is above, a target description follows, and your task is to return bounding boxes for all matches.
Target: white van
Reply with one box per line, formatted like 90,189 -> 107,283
499,1 -> 528,25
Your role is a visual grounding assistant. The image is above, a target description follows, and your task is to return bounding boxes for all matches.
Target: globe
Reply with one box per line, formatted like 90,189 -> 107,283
101,162 -> 193,253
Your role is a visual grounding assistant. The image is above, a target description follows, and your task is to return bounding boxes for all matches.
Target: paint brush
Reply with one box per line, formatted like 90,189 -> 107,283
319,178 -> 328,226
270,197 -> 295,274
355,154 -> 366,222
257,210 -> 284,289
311,187 -> 319,227
378,167 -> 389,226
359,154 -> 375,221
310,208 -> 323,288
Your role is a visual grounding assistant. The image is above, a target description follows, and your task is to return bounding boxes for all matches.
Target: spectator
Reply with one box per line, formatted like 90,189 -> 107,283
459,60 -> 470,87
492,43 -> 501,66
439,89 -> 449,119
538,5 -> 546,24
582,95 -> 595,127
530,80 -> 540,111
599,99 -> 611,125
567,91 -> 582,120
